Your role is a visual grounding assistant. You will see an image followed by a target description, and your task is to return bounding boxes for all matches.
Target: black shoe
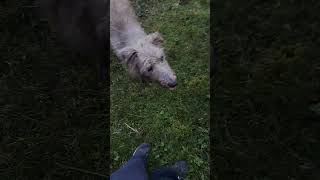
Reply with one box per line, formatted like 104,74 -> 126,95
132,143 -> 151,158
172,161 -> 188,179
151,161 -> 188,180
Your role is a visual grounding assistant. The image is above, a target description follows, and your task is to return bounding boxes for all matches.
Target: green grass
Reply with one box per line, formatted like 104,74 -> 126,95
213,0 -> 320,179
110,0 -> 210,179
1,1 -> 108,179
0,0 -> 209,179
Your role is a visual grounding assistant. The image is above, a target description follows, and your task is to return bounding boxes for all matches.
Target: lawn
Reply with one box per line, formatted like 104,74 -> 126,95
213,0 -> 320,179
1,1 -> 108,179
110,0 -> 210,179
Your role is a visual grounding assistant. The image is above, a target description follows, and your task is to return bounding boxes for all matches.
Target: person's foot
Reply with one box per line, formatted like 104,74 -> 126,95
132,143 -> 151,158
152,161 -> 188,180
172,161 -> 188,179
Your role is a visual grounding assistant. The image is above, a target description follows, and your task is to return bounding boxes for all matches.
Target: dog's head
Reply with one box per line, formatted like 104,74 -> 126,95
120,32 -> 177,90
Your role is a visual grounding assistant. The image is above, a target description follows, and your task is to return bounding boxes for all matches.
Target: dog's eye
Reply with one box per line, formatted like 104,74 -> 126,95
147,66 -> 153,72
160,56 -> 164,61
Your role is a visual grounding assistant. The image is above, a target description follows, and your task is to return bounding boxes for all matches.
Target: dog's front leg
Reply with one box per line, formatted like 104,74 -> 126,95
139,79 -> 147,96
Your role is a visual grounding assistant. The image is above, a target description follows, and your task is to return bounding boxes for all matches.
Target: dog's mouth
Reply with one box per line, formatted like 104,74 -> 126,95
168,82 -> 177,91
160,81 -> 177,91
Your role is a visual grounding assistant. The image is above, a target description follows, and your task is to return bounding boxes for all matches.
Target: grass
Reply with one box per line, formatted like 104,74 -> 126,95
0,0 -> 209,179
213,0 -> 320,179
4,0 -> 318,179
110,0 -> 210,179
1,0 -> 108,179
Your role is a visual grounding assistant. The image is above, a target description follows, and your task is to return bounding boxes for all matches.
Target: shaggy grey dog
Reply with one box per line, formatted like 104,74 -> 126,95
39,0 -> 177,89
111,0 -> 177,90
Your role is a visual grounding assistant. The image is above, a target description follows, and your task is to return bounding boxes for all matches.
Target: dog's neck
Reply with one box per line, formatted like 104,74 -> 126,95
125,27 -> 147,45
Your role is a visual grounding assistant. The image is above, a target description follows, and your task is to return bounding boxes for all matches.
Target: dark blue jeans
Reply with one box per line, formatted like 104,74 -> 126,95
111,156 -> 179,180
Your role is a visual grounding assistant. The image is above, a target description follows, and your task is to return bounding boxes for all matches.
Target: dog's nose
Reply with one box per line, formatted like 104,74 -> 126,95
170,75 -> 177,81
168,79 -> 177,88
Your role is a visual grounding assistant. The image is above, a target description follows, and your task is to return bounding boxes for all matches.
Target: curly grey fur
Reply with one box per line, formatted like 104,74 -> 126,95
111,0 -> 177,89
38,0 -> 176,89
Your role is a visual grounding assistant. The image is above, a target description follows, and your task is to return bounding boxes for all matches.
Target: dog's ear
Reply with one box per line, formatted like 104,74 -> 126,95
119,47 -> 140,79
148,32 -> 164,46
118,47 -> 137,63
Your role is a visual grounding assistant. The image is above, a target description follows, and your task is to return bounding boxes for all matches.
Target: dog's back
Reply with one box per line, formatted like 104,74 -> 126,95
110,0 -> 140,31
110,0 -> 146,51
